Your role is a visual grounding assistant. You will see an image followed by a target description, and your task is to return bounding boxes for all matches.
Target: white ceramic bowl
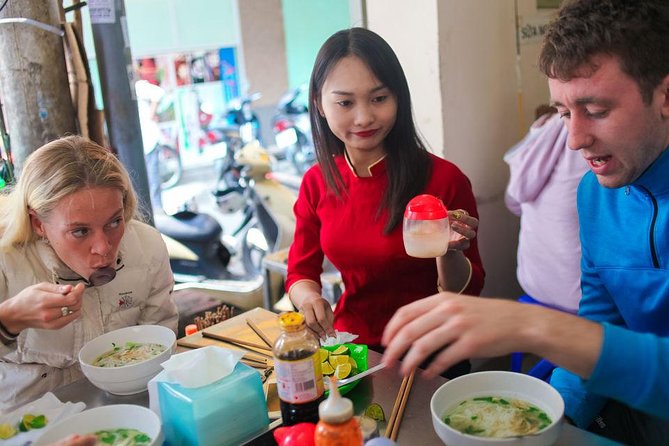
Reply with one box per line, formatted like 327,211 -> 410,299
33,404 -> 162,446
78,325 -> 176,395
431,371 -> 564,446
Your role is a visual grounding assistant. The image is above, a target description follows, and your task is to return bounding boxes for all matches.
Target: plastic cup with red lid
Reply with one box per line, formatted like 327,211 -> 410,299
403,194 -> 450,258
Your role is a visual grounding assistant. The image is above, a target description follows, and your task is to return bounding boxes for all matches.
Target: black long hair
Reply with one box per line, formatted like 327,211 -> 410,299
309,27 -> 432,234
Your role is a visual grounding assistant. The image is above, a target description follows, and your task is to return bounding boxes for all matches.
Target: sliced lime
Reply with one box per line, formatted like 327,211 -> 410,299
322,362 -> 335,376
0,423 -> 17,439
364,402 -> 386,422
319,348 -> 330,363
335,363 -> 352,380
331,345 -> 350,356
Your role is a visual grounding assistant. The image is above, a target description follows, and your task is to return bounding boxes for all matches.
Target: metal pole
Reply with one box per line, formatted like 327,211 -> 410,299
0,0 -> 77,174
89,0 -> 153,224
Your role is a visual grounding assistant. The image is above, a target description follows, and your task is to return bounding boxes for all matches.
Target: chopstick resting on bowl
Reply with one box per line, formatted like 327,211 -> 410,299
385,369 -> 416,441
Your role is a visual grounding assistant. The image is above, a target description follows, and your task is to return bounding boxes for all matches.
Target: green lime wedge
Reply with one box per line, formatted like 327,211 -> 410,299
364,402 -> 386,422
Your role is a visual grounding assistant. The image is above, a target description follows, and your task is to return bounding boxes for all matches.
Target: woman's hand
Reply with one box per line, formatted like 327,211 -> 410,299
447,209 -> 478,251
299,294 -> 336,340
0,283 -> 85,334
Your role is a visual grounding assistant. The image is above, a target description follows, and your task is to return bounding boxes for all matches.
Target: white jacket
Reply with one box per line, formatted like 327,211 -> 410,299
0,220 -> 178,412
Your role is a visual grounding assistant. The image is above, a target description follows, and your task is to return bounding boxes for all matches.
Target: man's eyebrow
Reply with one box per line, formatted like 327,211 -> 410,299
575,97 -> 615,107
550,97 -> 614,108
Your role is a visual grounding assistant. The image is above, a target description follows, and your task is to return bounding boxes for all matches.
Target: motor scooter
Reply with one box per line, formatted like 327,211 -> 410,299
271,84 -> 316,174
199,94 -> 262,191
212,141 -> 298,275
225,92 -> 263,145
154,211 -> 264,312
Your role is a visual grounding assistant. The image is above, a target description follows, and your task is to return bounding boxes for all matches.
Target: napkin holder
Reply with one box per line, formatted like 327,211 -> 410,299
151,347 -> 269,446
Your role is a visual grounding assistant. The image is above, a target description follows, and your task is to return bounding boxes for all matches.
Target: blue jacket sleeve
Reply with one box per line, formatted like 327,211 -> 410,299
585,323 -> 669,419
549,177 -> 627,427
550,368 -> 608,428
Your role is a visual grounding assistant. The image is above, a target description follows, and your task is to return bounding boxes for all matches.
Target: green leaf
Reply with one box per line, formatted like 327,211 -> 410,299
29,414 -> 47,429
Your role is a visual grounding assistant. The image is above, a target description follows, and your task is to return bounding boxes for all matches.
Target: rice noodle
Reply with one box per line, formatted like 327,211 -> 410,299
443,396 -> 551,438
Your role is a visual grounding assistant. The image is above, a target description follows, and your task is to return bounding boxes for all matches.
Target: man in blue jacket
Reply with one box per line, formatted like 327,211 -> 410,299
540,1 -> 669,443
381,1 -> 669,444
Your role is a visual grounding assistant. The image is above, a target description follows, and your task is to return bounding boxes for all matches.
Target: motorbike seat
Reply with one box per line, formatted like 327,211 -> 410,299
154,211 -> 222,243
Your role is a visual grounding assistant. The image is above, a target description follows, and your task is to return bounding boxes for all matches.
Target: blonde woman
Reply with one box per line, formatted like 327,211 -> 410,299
0,136 -> 178,411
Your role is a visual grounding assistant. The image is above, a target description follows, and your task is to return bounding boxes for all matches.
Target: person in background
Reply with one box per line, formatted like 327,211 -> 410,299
504,107 -> 588,313
135,78 -> 166,213
383,0 -> 669,443
0,136 -> 178,412
286,28 -> 484,378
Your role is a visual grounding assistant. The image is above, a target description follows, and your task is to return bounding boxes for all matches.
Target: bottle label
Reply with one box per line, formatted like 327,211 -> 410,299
275,354 -> 324,403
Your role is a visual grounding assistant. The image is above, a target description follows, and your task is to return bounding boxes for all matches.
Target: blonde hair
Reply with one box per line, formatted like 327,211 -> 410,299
0,136 -> 140,251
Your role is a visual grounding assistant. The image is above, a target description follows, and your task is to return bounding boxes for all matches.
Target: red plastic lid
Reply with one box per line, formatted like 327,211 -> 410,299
404,194 -> 448,220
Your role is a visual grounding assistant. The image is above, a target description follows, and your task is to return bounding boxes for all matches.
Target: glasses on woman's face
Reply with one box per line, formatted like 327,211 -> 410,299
57,264 -> 124,287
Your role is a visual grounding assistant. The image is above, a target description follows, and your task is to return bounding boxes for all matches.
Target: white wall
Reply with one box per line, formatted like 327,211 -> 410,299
366,0 -> 556,298
367,1 -> 444,155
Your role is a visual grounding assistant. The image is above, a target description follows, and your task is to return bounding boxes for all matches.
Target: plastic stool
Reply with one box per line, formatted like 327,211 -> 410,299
510,294 -> 572,381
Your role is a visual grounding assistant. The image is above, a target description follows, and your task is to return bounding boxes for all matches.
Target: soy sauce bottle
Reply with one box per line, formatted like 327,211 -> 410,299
273,311 -> 325,425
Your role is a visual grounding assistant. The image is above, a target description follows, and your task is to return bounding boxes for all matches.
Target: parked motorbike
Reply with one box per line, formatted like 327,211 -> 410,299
155,122 -> 183,190
213,140 -> 298,276
155,209 -> 265,312
225,92 -> 263,145
271,83 -> 316,174
198,93 -> 263,191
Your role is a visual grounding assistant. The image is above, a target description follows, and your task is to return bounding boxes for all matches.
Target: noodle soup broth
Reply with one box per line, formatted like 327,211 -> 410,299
442,395 -> 552,438
92,342 -> 167,368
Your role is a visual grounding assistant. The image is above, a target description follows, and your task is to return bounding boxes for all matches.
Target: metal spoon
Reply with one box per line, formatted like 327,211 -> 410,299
325,363 -> 386,388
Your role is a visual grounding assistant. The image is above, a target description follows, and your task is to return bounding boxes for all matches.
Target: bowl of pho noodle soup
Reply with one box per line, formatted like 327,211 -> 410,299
78,325 -> 176,395
430,371 -> 564,446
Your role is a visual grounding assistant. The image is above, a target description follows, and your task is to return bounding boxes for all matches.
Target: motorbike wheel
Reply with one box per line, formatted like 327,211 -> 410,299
158,144 -> 183,189
290,135 -> 316,175
241,223 -> 269,277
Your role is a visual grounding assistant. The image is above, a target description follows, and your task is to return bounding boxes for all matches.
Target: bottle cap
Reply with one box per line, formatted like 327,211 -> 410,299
404,194 -> 448,220
319,376 -> 354,423
184,324 -> 198,336
278,311 -> 305,330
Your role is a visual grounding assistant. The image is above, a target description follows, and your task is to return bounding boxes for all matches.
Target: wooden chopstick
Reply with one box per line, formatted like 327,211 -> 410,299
241,359 -> 268,369
242,354 -> 269,365
246,318 -> 275,348
384,374 -> 409,438
385,369 -> 416,441
202,331 -> 273,352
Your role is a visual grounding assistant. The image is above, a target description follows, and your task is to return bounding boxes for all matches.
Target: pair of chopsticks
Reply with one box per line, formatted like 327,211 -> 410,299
199,318 -> 276,367
384,369 -> 416,441
201,318 -> 274,354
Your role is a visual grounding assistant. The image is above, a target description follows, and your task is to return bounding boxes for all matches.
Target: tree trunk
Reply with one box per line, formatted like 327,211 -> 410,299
0,0 -> 76,174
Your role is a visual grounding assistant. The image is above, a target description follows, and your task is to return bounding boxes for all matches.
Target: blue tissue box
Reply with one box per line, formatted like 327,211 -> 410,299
158,362 -> 270,446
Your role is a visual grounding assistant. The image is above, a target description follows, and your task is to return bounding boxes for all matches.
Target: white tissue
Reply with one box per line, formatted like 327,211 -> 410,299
148,346 -> 245,418
161,346 -> 245,388
320,331 -> 359,346
0,392 -> 86,446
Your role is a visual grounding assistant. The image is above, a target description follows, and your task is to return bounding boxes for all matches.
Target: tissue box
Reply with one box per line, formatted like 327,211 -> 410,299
158,362 -> 270,446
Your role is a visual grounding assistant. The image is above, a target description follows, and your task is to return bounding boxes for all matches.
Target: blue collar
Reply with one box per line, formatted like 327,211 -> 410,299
632,147 -> 669,195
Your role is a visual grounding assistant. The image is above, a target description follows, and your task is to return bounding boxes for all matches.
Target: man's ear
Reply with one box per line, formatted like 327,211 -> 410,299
659,73 -> 669,118
29,210 -> 46,238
